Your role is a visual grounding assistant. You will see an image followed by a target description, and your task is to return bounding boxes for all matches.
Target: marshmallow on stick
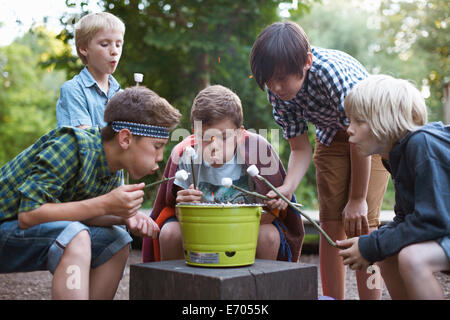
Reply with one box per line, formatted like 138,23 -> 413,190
221,177 -> 270,201
134,73 -> 144,86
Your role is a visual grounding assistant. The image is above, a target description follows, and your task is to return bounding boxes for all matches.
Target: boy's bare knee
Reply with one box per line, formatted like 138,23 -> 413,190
65,230 -> 91,258
398,245 -> 423,273
160,222 -> 182,245
258,224 -> 280,249
159,222 -> 184,260
268,228 -> 281,247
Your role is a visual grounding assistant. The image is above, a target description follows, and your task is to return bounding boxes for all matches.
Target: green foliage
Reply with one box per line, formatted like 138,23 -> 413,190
378,0 -> 449,121
0,27 -> 67,166
381,178 -> 396,210
295,0 -> 448,123
293,0 -> 379,68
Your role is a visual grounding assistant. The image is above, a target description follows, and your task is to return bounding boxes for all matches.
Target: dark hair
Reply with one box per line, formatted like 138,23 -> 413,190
250,21 -> 311,90
101,86 -> 181,140
191,85 -> 243,128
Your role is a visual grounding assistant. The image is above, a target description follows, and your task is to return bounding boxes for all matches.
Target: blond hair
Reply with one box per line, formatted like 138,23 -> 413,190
75,12 -> 125,65
191,85 -> 243,128
344,74 -> 428,144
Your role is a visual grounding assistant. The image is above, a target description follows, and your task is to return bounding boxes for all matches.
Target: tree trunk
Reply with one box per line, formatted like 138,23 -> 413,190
444,82 -> 450,125
196,22 -> 210,91
198,51 -> 210,90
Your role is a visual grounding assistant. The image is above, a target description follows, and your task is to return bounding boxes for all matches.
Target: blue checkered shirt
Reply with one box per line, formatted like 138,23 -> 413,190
268,47 -> 368,146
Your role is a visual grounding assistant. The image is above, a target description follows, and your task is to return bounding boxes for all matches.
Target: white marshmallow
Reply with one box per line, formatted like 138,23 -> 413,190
221,177 -> 233,188
134,73 -> 144,83
247,165 -> 259,177
175,169 -> 189,182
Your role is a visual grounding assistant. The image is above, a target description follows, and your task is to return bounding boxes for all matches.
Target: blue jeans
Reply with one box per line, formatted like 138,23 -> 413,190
0,220 -> 132,274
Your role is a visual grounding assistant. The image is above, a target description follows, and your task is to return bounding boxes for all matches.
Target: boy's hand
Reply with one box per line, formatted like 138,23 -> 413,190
125,211 -> 160,239
265,184 -> 292,211
106,183 -> 145,218
337,238 -> 370,271
176,184 -> 203,203
342,198 -> 369,238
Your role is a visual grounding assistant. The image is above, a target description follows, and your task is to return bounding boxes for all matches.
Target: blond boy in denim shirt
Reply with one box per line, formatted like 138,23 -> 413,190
56,12 -> 124,129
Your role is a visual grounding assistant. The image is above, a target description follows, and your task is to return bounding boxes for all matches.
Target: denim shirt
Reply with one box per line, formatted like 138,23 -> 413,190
56,67 -> 121,128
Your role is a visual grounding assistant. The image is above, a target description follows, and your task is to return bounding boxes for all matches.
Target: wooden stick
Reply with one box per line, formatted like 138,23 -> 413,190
190,160 -> 197,190
143,176 -> 175,190
231,184 -> 270,201
230,184 -> 303,209
255,174 -> 344,249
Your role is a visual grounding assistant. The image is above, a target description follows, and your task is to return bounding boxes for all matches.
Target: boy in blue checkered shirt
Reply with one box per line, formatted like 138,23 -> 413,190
250,21 -> 389,300
0,86 -> 181,299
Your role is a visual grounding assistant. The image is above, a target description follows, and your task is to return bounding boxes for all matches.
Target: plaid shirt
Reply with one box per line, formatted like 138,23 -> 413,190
0,127 -> 122,222
268,47 -> 368,146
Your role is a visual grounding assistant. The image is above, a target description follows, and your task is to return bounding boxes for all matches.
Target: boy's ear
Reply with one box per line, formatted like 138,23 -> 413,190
78,46 -> 88,58
117,129 -> 132,150
304,52 -> 313,71
236,126 -> 245,144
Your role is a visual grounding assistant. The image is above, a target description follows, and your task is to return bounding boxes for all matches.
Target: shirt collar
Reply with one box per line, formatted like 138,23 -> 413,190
79,66 -> 121,93
108,74 -> 120,93
79,66 -> 97,88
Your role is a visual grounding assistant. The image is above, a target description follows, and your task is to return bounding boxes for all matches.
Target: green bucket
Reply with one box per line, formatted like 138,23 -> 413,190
175,203 -> 262,267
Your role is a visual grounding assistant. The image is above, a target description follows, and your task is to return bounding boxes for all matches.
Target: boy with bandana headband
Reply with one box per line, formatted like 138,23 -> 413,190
0,86 -> 181,299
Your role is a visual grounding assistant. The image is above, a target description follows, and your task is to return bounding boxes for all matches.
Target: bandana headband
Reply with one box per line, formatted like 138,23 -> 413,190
111,121 -> 170,139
